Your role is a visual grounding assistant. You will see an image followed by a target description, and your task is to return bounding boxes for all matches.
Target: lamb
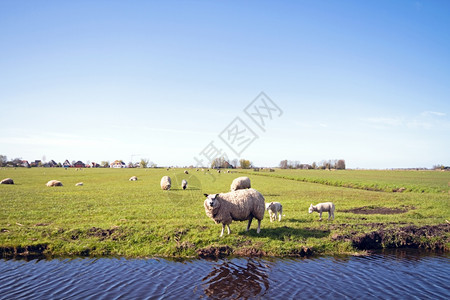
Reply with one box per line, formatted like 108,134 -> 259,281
160,176 -> 171,190
230,176 -> 251,192
309,202 -> 335,221
204,188 -> 265,237
46,180 -> 63,187
0,178 -> 14,184
182,179 -> 188,190
265,202 -> 283,222
129,176 -> 138,181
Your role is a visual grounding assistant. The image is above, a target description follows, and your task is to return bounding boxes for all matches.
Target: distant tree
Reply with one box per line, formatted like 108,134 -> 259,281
149,161 -> 157,168
312,162 -> 317,169
279,160 -> 288,169
336,159 -> 346,170
0,155 -> 7,167
140,158 -> 149,168
100,161 -> 110,168
231,158 -> 239,168
239,159 -> 251,169
211,156 -> 228,169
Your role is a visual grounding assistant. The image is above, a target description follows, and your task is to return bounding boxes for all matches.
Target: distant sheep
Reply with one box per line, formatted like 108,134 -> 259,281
309,202 -> 335,221
265,202 -> 283,222
182,179 -> 188,190
129,176 -> 138,181
160,176 -> 171,190
46,180 -> 63,187
0,178 -> 14,184
204,188 -> 265,237
75,182 -> 83,186
184,170 -> 189,174
230,176 -> 251,191
217,170 -> 221,173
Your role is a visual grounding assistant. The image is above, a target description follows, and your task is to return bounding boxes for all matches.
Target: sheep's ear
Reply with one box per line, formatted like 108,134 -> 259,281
203,193 -> 209,197
211,194 -> 218,200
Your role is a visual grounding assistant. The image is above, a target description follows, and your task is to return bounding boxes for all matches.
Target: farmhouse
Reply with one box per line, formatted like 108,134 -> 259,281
63,160 -> 72,168
110,160 -> 126,168
73,161 -> 85,168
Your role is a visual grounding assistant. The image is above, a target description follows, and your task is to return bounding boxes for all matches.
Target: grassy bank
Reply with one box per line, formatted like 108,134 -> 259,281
1,168 -> 449,258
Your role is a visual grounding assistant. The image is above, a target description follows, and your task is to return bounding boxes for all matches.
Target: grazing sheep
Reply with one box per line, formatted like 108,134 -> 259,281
217,170 -> 221,173
230,176 -> 251,191
265,202 -> 283,222
182,179 -> 188,190
129,176 -> 138,181
0,178 -> 14,184
75,182 -> 83,186
160,176 -> 171,190
46,180 -> 63,187
204,188 -> 265,237
184,170 -> 189,174
309,202 -> 335,221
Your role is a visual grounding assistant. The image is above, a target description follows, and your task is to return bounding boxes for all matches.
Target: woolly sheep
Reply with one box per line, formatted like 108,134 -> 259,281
204,188 -> 265,237
230,176 -> 251,191
265,202 -> 283,222
46,180 -> 63,187
129,176 -> 138,181
160,176 -> 171,190
0,178 -> 14,184
309,202 -> 335,221
182,179 -> 188,190
75,182 -> 83,186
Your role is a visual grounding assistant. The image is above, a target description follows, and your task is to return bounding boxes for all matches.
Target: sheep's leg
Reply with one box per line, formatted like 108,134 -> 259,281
256,219 -> 261,234
319,211 -> 322,221
220,224 -> 225,237
247,217 -> 253,231
269,213 -> 274,222
226,224 -> 231,235
278,211 -> 282,222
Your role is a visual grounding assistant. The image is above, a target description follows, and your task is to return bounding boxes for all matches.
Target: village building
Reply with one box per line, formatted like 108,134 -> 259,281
110,160 -> 126,168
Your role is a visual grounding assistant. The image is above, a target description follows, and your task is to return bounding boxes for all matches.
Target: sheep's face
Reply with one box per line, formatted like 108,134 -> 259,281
308,204 -> 314,214
204,194 -> 219,208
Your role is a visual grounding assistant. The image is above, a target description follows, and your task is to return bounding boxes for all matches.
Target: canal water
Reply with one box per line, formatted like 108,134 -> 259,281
0,249 -> 448,299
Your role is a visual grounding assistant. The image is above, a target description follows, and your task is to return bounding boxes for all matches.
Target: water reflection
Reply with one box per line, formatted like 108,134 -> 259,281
202,258 -> 270,299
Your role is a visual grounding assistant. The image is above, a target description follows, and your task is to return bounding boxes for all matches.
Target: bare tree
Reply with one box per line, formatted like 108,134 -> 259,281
336,159 -> 346,170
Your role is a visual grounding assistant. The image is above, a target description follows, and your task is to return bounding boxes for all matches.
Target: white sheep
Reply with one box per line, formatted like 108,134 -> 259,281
46,180 -> 63,187
129,176 -> 138,181
182,179 -> 188,190
230,176 -> 251,191
0,178 -> 14,184
309,202 -> 335,221
265,202 -> 283,222
160,176 -> 171,190
204,188 -> 265,237
75,182 -> 83,186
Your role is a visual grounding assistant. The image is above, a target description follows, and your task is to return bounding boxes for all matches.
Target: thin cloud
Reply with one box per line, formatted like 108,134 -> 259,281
421,111 -> 446,117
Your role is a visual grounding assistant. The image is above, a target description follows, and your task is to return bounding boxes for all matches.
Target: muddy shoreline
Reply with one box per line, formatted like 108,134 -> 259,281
2,223 -> 448,260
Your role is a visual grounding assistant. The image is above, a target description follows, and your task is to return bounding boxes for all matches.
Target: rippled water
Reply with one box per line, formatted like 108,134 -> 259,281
0,250 -> 448,299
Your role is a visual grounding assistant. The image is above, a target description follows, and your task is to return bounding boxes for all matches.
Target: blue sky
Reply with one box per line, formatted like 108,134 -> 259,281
1,0 -> 449,168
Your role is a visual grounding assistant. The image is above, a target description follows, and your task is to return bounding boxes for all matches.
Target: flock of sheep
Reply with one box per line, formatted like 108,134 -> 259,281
160,174 -> 335,237
1,172 -> 335,237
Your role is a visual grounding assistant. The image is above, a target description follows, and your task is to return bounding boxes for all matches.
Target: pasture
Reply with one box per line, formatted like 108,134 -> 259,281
0,168 -> 449,258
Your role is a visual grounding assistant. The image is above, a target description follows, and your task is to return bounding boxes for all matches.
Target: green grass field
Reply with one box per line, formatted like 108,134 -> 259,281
1,168 -> 449,258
